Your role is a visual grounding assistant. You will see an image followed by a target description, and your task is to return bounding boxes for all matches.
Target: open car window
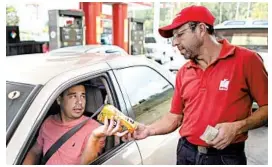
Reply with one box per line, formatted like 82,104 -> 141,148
19,74 -> 125,165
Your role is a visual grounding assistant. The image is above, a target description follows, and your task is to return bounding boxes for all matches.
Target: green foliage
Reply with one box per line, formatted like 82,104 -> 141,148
132,2 -> 268,34
251,2 -> 268,19
221,2 -> 237,22
201,2 -> 220,24
6,5 -> 19,26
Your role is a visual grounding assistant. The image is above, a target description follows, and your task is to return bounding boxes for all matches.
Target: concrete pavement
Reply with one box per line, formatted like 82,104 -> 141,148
245,126 -> 268,165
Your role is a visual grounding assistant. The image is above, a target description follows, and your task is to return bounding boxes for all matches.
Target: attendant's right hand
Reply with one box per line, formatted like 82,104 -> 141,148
121,123 -> 154,142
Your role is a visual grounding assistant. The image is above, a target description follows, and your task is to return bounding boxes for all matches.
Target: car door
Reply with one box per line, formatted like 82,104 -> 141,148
92,70 -> 142,165
7,63 -> 142,165
113,65 -> 180,165
94,142 -> 142,165
7,63 -> 111,164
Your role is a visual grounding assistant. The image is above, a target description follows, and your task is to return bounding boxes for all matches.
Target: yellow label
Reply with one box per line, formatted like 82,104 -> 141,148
97,104 -> 137,133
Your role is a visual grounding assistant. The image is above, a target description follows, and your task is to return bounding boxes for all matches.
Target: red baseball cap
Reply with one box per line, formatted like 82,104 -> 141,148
158,5 -> 215,38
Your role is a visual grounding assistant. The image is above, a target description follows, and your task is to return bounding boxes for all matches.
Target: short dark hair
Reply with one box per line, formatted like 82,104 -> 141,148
59,84 -> 85,97
188,21 -> 215,35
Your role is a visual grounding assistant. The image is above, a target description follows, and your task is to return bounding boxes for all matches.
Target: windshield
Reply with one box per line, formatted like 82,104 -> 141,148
6,82 -> 36,131
215,29 -> 268,53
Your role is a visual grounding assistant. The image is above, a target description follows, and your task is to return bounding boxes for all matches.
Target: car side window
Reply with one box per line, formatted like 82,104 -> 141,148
6,82 -> 36,131
117,66 -> 174,124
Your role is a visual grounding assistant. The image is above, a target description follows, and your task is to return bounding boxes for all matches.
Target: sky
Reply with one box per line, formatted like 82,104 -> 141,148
6,2 -> 152,32
7,2 -> 79,32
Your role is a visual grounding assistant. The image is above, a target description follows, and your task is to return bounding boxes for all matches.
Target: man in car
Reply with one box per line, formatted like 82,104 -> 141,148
123,5 -> 268,165
23,84 -> 127,165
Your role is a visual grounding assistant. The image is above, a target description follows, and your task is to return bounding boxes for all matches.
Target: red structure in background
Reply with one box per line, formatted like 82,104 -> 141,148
79,2 -> 128,53
112,3 -> 128,53
42,43 -> 49,53
80,2 -> 102,45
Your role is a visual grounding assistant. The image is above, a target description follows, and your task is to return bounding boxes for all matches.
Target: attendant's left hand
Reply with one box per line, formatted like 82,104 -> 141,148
206,122 -> 239,150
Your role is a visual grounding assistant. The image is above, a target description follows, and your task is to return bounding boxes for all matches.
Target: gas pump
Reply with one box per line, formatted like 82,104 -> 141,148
48,10 -> 85,51
128,18 -> 144,55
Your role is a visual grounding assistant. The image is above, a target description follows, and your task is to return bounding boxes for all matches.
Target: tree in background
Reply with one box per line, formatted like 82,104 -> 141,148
43,21 -> 49,33
251,2 -> 268,20
6,5 -> 19,26
220,2 -> 237,23
134,9 -> 154,35
200,2 -> 221,24
159,8 -> 171,27
131,2 -> 268,35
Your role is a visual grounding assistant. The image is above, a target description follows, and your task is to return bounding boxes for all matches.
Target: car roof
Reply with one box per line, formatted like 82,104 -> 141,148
214,20 -> 268,29
49,45 -> 103,53
6,53 -> 149,85
49,44 -> 122,54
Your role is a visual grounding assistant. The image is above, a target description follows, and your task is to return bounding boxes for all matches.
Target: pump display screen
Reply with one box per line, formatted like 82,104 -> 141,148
60,16 -> 82,28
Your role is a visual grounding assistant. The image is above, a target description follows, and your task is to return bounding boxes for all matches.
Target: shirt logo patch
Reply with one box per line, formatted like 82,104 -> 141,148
219,79 -> 230,91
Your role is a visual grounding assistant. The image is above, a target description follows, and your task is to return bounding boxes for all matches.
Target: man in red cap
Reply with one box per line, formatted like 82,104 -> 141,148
123,5 -> 268,165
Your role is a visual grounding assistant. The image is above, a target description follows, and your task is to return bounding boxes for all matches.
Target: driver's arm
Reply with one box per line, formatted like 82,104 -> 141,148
23,142 -> 43,165
80,134 -> 106,165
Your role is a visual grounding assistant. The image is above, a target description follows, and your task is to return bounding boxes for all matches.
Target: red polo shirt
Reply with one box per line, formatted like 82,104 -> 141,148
171,39 -> 268,146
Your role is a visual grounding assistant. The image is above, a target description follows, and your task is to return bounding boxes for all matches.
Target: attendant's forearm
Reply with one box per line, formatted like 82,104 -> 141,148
147,112 -> 183,136
235,105 -> 268,135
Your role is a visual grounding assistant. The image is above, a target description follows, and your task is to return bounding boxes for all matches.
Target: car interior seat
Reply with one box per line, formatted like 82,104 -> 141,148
46,100 -> 60,117
84,85 -> 114,153
84,85 -> 104,117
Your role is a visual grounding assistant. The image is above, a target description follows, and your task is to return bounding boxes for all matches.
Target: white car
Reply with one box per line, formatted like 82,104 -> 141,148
6,52 -> 180,165
165,54 -> 188,74
144,35 -> 175,64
